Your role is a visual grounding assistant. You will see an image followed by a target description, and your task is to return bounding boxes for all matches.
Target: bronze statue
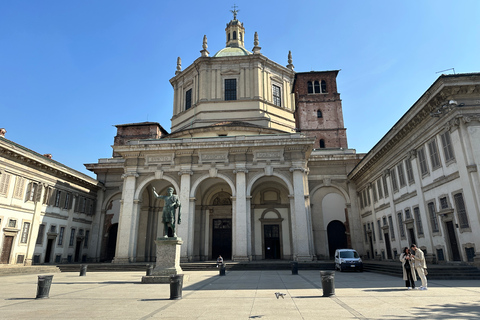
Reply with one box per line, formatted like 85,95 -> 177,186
152,187 -> 181,238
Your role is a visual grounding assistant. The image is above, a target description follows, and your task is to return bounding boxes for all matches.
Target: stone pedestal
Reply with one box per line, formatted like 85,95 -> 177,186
141,238 -> 184,283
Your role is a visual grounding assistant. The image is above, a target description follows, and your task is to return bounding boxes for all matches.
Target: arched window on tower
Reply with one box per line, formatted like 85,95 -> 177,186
228,33 -> 231,41
317,110 -> 323,118
239,32 -> 242,41
314,81 -> 320,93
307,81 -> 313,94
319,139 -> 326,148
321,80 -> 327,93
233,31 -> 237,40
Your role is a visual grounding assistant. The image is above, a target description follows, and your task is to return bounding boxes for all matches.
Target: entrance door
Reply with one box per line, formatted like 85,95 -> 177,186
327,221 -> 348,259
1,236 -> 14,264
408,228 -> 416,247
369,236 -> 374,259
264,225 -> 281,259
45,238 -> 54,263
384,233 -> 392,259
212,219 -> 232,260
105,223 -> 118,262
74,239 -> 83,262
446,221 -> 461,261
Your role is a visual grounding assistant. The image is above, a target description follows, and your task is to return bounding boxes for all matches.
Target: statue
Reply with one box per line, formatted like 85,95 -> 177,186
152,187 -> 181,238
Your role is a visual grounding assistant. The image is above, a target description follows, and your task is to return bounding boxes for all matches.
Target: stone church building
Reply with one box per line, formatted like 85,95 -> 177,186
86,13 -> 362,263
2,13 -> 480,267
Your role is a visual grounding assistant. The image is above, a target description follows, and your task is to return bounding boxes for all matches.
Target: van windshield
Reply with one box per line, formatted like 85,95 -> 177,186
340,251 -> 359,258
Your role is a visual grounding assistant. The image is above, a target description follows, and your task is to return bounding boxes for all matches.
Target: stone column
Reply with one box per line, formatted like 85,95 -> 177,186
233,168 -> 249,261
90,187 -> 105,262
187,198 -> 196,261
178,170 -> 192,260
113,172 -> 138,263
290,165 -> 313,261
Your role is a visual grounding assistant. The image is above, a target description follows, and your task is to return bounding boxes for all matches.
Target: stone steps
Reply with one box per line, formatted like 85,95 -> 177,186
364,262 -> 480,280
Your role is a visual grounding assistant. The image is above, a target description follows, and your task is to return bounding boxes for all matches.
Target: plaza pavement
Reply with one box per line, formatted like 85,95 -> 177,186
1,270 -> 480,319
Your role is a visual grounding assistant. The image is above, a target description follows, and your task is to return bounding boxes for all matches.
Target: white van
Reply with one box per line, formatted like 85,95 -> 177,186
334,249 -> 363,272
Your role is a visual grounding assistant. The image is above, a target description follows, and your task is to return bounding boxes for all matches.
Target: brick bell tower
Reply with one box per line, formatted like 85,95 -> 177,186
293,71 -> 348,149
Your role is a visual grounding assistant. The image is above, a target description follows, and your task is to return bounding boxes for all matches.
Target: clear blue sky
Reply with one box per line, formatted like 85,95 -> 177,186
1,1 -> 479,178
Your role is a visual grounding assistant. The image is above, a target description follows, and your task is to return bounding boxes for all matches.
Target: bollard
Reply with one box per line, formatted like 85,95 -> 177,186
320,271 -> 335,297
146,264 -> 153,276
169,274 -> 184,300
291,261 -> 298,275
219,263 -> 226,276
36,275 -> 54,299
79,264 -> 88,276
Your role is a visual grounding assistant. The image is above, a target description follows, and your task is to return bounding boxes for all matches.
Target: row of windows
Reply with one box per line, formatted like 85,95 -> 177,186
359,131 -> 456,209
364,193 -> 468,245
307,80 -> 327,94
36,223 -> 90,248
0,173 -> 95,215
184,79 -> 283,110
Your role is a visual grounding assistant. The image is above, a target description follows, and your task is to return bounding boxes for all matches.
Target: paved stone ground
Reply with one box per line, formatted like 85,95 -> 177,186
1,270 -> 480,319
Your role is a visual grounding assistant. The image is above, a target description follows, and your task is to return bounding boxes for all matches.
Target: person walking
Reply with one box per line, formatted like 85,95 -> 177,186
410,244 -> 428,290
400,247 -> 416,290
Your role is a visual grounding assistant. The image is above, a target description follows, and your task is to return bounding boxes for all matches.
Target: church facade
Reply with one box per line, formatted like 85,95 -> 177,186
86,14 -> 362,263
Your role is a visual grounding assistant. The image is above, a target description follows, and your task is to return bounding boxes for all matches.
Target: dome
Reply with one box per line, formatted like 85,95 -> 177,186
213,46 -> 252,57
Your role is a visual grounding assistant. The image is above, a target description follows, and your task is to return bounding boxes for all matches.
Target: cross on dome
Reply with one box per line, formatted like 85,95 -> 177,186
230,4 -> 239,20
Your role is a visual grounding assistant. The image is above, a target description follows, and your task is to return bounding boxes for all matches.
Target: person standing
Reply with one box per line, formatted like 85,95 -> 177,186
216,255 -> 223,268
411,244 -> 427,290
400,247 -> 416,289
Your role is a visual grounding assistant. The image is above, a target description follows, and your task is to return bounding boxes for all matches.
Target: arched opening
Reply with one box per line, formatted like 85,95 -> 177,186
307,81 -> 313,94
319,139 -> 325,148
105,223 -> 118,262
314,80 -> 320,93
321,80 -> 327,93
228,33 -> 230,41
327,220 -> 347,258
233,31 -> 237,40
317,110 -> 323,118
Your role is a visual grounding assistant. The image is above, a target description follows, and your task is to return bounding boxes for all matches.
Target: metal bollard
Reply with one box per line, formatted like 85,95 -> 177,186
320,271 -> 335,297
146,264 -> 153,276
169,274 -> 184,300
219,263 -> 226,276
36,275 -> 54,299
291,261 -> 298,275
79,264 -> 88,276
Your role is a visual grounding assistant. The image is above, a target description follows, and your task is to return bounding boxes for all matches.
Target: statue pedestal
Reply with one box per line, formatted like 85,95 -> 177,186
141,238 -> 185,283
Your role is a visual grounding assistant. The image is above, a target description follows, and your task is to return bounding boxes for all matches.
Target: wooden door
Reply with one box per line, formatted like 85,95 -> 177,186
1,236 -> 14,264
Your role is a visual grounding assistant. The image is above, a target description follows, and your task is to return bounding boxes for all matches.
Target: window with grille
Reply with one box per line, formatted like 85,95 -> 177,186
377,220 -> 383,240
13,176 -> 26,199
185,89 -> 192,110
377,179 -> 383,199
390,168 -> 398,192
69,228 -> 76,246
440,131 -> 455,162
418,147 -> 429,176
440,197 -> 449,209
405,208 -> 411,220
382,175 -> 389,197
397,212 -> 405,238
26,182 -> 38,201
0,173 -> 11,196
272,85 -> 281,107
414,207 -> 424,235
436,248 -> 445,261
55,190 -> 61,207
405,159 -> 415,183
454,193 -> 469,228
427,139 -> 441,169
21,222 -> 30,243
8,219 -> 16,228
427,202 -> 439,232
388,216 -> 395,239
224,79 -> 237,101
58,227 -> 65,245
465,247 -> 475,262
397,163 -> 406,187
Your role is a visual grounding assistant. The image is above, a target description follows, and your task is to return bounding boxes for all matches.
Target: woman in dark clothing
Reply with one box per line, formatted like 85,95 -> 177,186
400,247 -> 417,289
